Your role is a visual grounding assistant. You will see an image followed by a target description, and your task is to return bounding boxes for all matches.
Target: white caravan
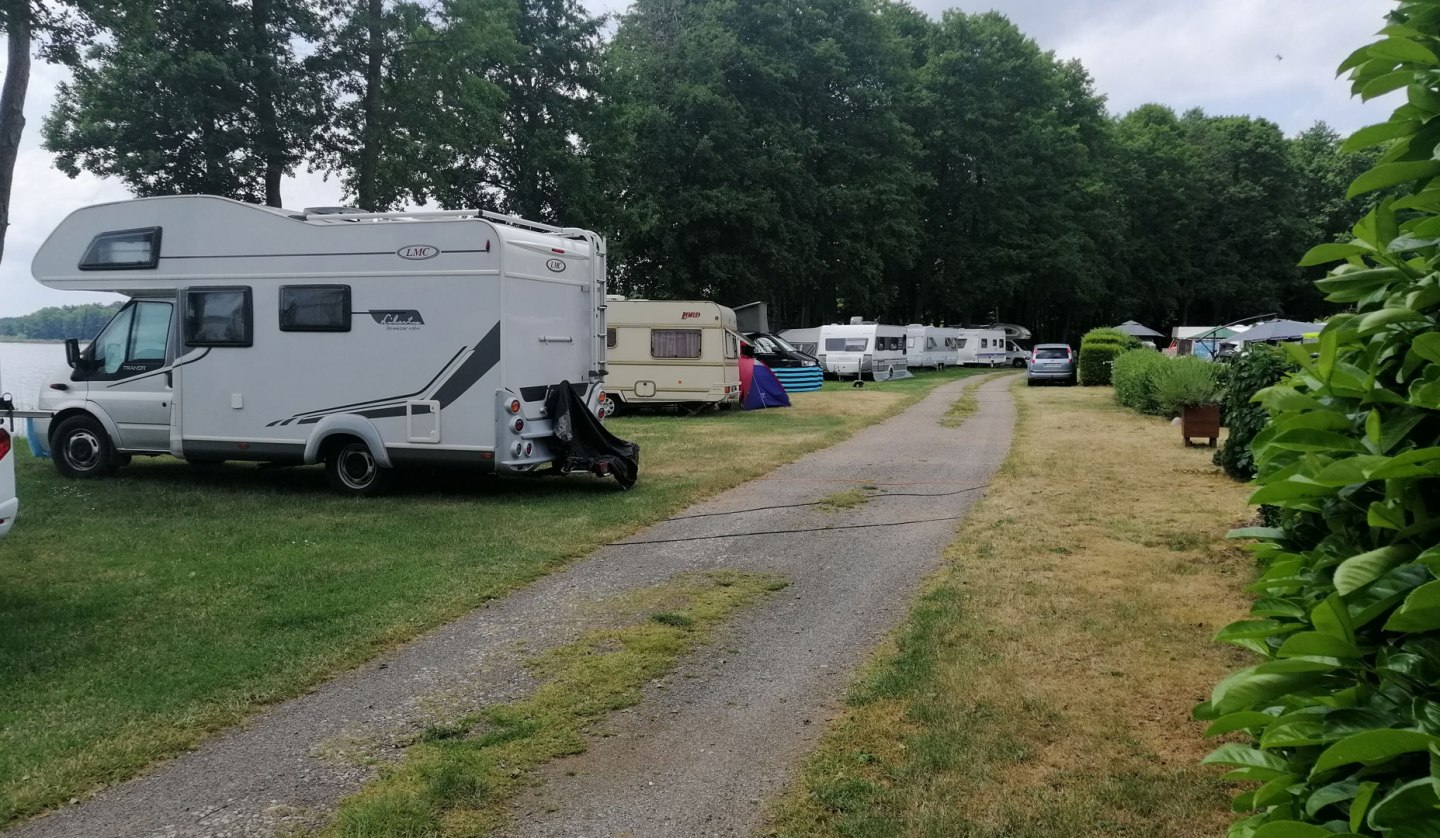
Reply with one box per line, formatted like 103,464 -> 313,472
31,195 -> 631,494
603,298 -> 741,410
956,328 -> 1008,366
779,322 -> 911,380
905,325 -> 962,369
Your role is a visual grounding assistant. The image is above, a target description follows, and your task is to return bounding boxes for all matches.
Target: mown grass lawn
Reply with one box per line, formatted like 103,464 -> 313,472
767,383 -> 1256,838
0,366 -> 984,826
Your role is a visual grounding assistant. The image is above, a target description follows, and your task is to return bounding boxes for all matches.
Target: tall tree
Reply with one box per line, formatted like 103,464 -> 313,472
0,0 -> 89,262
423,0 -> 603,222
909,11 -> 1112,337
604,0 -> 923,323
44,0 -> 322,206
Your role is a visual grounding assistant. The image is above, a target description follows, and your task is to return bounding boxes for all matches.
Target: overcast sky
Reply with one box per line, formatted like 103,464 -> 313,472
0,0 -> 1396,317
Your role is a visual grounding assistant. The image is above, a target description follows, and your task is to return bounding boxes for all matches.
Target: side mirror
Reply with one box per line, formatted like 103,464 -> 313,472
64,338 -> 81,369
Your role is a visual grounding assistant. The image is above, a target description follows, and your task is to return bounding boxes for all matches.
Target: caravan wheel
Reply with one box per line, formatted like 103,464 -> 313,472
51,415 -> 120,479
325,439 -> 395,496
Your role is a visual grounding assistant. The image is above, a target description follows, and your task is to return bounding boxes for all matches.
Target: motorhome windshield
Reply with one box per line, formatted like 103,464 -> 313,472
825,337 -> 868,352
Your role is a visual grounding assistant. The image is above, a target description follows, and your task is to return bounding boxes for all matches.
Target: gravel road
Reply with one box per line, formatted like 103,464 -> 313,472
12,373 -> 1015,838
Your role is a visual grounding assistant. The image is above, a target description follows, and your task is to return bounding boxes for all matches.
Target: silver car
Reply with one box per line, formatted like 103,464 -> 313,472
1026,343 -> 1076,385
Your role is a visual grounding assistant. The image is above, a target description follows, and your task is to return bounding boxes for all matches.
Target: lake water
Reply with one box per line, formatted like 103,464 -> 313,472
0,342 -> 69,409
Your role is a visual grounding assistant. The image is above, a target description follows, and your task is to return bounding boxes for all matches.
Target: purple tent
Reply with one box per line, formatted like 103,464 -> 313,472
743,362 -> 791,410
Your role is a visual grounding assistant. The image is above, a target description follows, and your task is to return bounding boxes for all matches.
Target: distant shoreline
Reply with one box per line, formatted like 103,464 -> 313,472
0,338 -> 65,344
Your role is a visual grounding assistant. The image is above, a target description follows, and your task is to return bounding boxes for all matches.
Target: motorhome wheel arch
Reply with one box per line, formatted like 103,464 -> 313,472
31,195 -> 633,493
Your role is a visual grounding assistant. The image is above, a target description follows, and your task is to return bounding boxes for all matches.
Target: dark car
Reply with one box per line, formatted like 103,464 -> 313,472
1026,343 -> 1076,385
743,332 -> 824,392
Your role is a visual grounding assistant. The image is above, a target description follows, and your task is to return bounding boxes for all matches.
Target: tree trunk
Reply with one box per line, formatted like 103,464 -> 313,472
0,1 -> 32,263
357,0 -> 383,210
252,0 -> 283,206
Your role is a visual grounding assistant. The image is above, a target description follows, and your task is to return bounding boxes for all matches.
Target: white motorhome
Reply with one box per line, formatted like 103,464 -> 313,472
779,322 -> 911,381
603,298 -> 741,410
905,325 -> 962,369
31,195 -> 632,494
955,328 -> 1008,366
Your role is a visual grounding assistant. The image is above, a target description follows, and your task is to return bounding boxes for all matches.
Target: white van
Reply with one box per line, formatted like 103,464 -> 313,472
780,322 -> 911,380
603,298 -> 741,410
30,195 -> 633,493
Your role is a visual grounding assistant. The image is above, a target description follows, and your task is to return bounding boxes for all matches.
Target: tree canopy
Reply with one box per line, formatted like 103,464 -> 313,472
33,0 -> 1382,340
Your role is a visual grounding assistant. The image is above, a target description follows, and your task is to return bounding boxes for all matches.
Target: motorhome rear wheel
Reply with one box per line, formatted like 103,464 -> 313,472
325,439 -> 396,497
51,415 -> 121,479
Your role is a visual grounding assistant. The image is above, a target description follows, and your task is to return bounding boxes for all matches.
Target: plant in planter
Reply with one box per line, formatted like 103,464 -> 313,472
1152,356 -> 1223,446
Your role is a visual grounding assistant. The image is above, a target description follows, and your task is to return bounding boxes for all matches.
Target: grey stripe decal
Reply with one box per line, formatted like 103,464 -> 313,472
268,323 -> 501,426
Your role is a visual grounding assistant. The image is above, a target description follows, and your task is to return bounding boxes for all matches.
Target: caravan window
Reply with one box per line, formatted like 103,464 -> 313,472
825,338 -> 868,352
280,285 -> 350,332
724,331 -> 739,359
957,338 -> 968,348
606,328 -> 617,348
185,287 -> 253,347
79,227 -> 161,270
651,329 -> 701,359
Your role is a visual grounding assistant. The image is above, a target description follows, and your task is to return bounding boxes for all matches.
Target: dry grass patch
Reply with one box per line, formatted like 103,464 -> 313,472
766,384 -> 1255,838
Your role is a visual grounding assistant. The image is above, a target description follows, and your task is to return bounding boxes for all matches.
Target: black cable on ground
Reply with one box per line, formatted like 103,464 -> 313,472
612,513 -> 969,547
665,483 -> 990,521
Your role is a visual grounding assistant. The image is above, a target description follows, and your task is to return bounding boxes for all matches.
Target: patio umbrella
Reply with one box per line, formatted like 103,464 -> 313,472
1113,320 -> 1164,338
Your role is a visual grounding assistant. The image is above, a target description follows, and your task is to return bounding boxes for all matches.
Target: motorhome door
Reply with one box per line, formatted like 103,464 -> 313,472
74,299 -> 175,450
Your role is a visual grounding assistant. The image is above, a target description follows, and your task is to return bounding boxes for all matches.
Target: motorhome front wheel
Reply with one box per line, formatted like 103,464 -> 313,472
51,415 -> 121,479
325,439 -> 396,496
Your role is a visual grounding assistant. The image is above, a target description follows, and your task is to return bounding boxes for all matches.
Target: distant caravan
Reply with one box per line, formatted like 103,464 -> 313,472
30,195 -> 637,494
780,321 -> 912,381
601,298 -> 742,412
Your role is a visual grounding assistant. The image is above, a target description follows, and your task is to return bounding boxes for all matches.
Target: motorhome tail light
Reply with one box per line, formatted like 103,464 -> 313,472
0,428 -> 9,460
511,441 -> 525,457
524,442 -> 533,457
507,398 -> 521,414
511,417 -> 525,433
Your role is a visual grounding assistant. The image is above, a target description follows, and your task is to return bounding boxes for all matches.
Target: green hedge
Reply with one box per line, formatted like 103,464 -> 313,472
1198,9 -> 1440,833
1077,328 -> 1139,386
1213,345 -> 1297,481
1112,349 -> 1167,414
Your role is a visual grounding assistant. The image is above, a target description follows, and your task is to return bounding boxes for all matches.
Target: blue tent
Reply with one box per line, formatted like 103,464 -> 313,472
743,363 -> 791,410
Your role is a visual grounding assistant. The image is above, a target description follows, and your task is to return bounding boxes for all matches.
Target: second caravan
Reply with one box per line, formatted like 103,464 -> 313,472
603,298 -> 741,411
779,321 -> 911,381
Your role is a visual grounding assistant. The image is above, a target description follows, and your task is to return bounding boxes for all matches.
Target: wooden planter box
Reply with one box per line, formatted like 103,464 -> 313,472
1181,404 -> 1221,448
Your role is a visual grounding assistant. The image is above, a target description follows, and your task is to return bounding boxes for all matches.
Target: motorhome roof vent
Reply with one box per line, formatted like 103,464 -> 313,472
303,206 -> 367,216
849,316 -> 864,325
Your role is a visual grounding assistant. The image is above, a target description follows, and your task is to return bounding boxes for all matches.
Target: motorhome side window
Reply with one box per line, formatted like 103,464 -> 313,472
79,227 -> 161,270
651,329 -> 702,359
280,285 -> 350,332
824,338 -> 868,352
185,287 -> 253,347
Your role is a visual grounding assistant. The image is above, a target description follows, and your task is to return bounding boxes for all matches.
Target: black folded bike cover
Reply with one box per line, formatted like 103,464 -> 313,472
545,381 -> 640,489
